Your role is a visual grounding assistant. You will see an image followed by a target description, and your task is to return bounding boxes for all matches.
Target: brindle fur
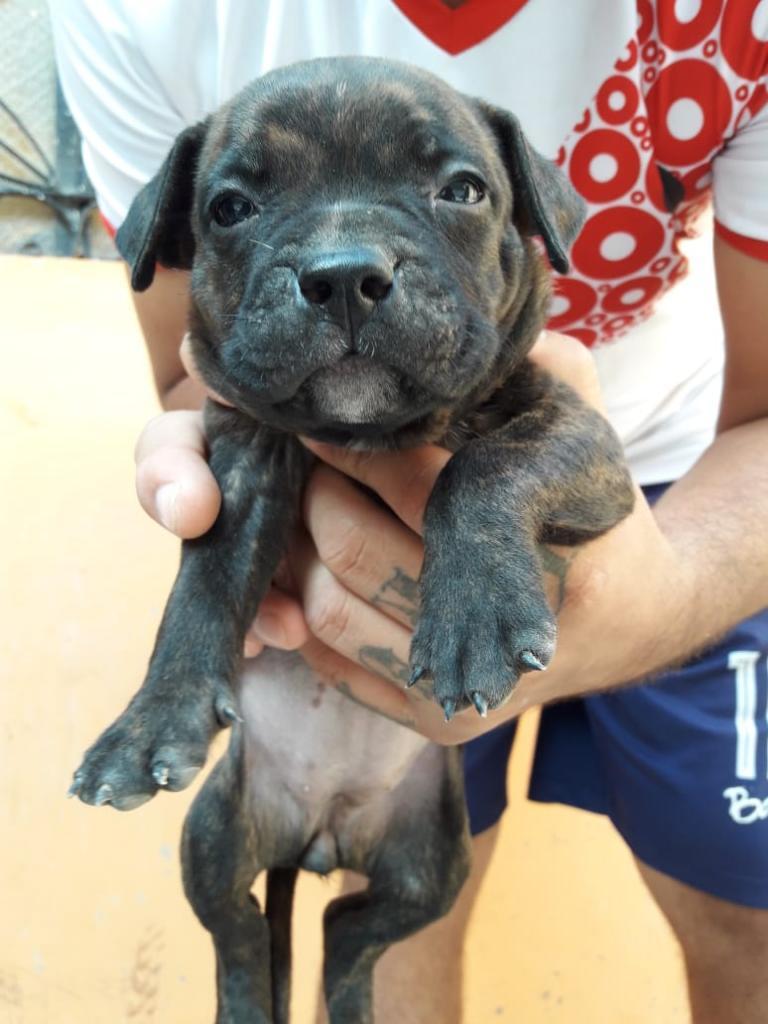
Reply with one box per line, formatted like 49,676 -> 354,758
70,58 -> 634,1023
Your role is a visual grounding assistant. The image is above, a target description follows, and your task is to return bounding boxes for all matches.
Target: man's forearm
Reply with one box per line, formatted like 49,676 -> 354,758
162,374 -> 206,411
654,418 -> 768,652
509,418 -> 768,715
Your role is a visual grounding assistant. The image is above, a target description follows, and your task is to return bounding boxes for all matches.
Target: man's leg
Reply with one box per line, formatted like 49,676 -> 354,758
315,825 -> 500,1024
637,859 -> 768,1024
546,596 -> 768,1024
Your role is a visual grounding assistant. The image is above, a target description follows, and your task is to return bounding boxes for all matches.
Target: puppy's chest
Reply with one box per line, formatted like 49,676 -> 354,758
440,373 -> 538,452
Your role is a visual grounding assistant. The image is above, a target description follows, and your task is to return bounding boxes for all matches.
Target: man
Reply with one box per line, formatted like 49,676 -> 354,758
51,2 -> 768,1020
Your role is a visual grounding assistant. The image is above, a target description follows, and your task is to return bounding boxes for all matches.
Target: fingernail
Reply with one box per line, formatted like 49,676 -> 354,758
299,436 -> 323,453
299,437 -> 341,456
155,483 -> 180,532
249,613 -> 287,648
243,638 -> 264,659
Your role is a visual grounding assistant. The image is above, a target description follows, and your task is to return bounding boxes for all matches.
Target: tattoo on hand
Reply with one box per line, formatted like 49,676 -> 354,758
363,550 -> 577,702
359,645 -> 410,685
336,680 -> 417,730
359,644 -> 434,701
370,566 -> 420,626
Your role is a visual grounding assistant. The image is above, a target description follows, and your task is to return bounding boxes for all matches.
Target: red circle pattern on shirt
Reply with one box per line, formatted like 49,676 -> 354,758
548,0 -> 768,347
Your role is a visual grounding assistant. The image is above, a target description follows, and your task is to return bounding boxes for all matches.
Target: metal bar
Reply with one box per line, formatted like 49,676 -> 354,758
0,136 -> 49,183
54,78 -> 90,255
0,96 -> 55,178
0,170 -> 49,192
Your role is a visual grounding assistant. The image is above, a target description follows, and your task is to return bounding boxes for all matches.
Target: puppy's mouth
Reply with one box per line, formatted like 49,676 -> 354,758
273,355 -> 435,441
306,358 -> 401,423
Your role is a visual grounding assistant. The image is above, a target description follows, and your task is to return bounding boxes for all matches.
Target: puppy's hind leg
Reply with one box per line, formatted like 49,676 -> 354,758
182,734 -> 276,1024
323,746 -> 471,1024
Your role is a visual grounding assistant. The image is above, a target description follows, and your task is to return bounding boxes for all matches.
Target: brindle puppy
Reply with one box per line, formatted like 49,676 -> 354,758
69,58 -> 634,1023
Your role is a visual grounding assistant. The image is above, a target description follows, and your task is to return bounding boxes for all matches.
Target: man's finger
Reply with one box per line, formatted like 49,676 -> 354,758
300,442 -> 450,535
529,331 -> 605,411
134,408 -> 207,463
135,410 -> 221,538
290,532 -> 414,685
303,465 -> 423,627
247,586 -> 311,650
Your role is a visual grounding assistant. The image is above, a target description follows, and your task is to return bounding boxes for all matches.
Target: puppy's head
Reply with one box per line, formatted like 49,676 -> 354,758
118,57 -> 584,446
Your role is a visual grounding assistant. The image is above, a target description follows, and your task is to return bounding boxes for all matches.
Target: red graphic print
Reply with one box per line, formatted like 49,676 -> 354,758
392,0 -> 532,55
545,0 -> 768,347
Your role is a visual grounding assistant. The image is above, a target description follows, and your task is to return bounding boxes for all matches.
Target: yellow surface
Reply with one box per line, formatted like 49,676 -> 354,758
0,254 -> 689,1023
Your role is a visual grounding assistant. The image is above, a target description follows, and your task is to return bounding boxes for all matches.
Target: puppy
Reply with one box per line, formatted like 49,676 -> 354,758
70,57 -> 634,1023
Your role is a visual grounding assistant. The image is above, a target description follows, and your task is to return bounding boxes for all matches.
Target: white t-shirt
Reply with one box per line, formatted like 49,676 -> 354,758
50,0 -> 768,484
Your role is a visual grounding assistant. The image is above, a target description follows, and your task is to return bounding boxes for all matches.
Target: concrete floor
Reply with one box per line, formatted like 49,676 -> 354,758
0,254 -> 689,1022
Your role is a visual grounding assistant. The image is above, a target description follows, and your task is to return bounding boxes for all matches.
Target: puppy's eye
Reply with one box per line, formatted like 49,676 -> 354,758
437,177 -> 485,204
211,193 -> 256,227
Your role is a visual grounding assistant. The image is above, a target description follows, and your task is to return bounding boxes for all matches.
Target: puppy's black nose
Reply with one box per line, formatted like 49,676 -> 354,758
298,248 -> 393,339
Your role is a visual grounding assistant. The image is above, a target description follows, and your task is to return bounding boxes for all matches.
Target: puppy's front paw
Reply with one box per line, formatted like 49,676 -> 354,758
68,678 -> 238,810
411,560 -> 556,720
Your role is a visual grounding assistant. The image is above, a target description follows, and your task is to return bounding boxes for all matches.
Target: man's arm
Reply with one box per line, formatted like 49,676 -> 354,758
131,269 -> 203,410
644,234 -> 768,660
281,235 -> 768,743
510,234 -> 768,716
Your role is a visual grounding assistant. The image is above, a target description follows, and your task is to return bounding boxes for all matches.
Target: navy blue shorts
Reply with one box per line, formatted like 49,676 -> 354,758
463,483 -> 768,908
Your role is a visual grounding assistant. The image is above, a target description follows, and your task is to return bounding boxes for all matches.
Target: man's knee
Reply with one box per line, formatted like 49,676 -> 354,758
637,856 -> 768,1024
637,858 -> 768,958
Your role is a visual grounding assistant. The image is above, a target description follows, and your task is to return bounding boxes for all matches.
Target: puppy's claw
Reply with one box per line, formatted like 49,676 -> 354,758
519,650 -> 546,673
441,698 -> 457,723
215,695 -> 243,726
94,783 -> 113,807
407,665 -> 426,689
67,771 -> 83,799
151,759 -> 202,792
471,692 -> 488,718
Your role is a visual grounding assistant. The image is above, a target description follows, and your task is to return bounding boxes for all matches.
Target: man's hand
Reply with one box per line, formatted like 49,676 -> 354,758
274,332 -> 693,744
134,331 -> 686,743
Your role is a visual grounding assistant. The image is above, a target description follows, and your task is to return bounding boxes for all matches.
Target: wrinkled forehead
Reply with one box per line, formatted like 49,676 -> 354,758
201,59 -> 494,186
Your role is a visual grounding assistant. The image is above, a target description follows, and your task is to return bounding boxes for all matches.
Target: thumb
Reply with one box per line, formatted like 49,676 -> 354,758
300,440 -> 450,535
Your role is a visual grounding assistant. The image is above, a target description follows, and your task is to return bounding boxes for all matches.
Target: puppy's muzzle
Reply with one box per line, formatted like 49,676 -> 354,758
298,246 -> 394,342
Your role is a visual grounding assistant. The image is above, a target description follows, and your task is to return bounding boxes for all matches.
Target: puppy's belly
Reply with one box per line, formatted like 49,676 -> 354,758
238,649 -> 436,872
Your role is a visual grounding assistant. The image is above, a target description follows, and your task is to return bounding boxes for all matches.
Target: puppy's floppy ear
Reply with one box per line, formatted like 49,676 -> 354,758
478,103 -> 585,274
116,120 -> 209,292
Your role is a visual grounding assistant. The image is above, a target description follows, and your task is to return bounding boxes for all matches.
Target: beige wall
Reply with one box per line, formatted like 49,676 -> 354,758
0,254 -> 687,1022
